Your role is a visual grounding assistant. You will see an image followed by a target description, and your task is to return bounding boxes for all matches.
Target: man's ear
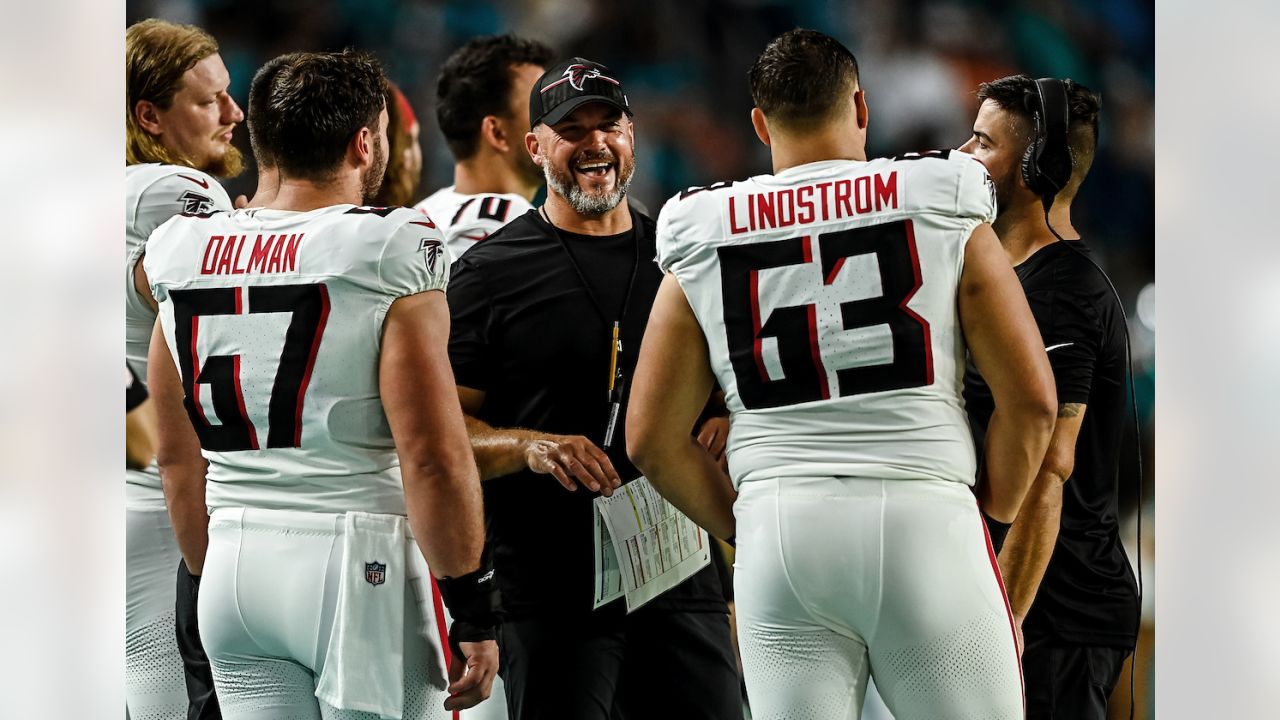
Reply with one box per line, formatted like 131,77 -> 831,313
525,130 -> 542,166
481,115 -> 511,153
135,100 -> 164,136
750,107 -> 771,147
854,88 -> 868,131
350,126 -> 372,168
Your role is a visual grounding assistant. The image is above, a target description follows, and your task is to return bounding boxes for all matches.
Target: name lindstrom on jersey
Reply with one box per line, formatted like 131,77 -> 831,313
726,171 -> 899,235
199,233 -> 306,276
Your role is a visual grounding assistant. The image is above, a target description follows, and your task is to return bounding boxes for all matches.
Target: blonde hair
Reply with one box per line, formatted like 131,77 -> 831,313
125,19 -> 218,166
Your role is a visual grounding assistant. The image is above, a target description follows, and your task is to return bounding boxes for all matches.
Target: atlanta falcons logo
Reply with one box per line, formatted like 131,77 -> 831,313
564,64 -> 601,91
179,190 -> 213,214
419,238 -> 443,275
542,64 -> 621,93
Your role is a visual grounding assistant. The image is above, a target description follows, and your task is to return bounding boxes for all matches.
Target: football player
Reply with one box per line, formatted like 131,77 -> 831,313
145,50 -> 498,719
125,18 -> 243,719
628,29 -> 1057,719
415,34 -> 553,262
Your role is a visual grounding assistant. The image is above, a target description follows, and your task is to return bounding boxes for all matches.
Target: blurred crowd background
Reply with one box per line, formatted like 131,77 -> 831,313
124,1 -> 1155,716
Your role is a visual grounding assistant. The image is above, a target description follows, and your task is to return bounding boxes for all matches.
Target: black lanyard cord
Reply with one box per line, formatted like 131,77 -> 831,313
540,205 -> 642,330
540,205 -> 642,450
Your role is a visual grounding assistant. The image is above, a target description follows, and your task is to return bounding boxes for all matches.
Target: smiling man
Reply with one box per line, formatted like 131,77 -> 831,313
125,18 -> 245,719
444,58 -> 740,720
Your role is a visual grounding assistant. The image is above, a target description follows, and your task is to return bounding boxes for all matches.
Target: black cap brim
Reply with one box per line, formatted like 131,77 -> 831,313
535,95 -> 633,128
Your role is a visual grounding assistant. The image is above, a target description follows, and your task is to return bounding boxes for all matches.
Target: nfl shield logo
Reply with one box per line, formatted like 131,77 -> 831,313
365,561 -> 386,586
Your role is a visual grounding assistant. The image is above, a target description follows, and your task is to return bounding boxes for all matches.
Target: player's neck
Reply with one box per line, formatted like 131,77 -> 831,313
269,175 -> 364,212
453,155 -> 537,201
245,167 -> 280,209
770,129 -> 866,174
994,198 -> 1080,265
542,193 -> 632,236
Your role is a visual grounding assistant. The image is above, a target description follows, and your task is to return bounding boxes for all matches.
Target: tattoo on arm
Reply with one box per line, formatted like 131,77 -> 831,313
1057,402 -> 1084,418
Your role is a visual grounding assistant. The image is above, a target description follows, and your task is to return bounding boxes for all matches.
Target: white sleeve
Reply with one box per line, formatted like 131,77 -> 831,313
131,169 -> 233,243
952,151 -> 998,223
654,192 -> 688,274
378,213 -> 451,297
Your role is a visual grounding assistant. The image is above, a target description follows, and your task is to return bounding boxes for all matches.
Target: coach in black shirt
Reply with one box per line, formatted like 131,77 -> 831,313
447,58 -> 739,720
960,75 -> 1140,718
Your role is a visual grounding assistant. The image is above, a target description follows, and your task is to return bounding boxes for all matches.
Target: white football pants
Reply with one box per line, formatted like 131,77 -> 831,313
198,508 -> 455,720
734,477 -> 1023,720
126,487 -> 187,720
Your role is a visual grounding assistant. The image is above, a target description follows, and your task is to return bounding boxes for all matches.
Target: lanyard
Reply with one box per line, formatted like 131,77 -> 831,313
540,206 -> 642,449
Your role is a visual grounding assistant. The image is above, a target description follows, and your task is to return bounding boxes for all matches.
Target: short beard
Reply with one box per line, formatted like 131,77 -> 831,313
991,167 -> 1017,220
204,144 -> 245,179
361,134 -> 388,204
541,149 -> 635,218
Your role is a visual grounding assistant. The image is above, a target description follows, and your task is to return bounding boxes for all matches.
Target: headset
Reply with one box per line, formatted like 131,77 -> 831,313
1025,76 -> 1144,720
1022,78 -> 1074,212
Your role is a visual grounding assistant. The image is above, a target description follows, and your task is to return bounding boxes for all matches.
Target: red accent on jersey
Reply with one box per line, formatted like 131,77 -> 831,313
292,284 -> 330,447
749,268 -> 768,383
824,256 -> 846,286
177,173 -> 210,189
232,353 -> 260,450
901,220 -> 933,385
806,303 -> 829,401
190,317 -> 209,425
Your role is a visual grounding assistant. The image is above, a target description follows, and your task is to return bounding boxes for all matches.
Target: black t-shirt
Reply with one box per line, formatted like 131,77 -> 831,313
448,207 -> 727,620
964,240 -> 1139,647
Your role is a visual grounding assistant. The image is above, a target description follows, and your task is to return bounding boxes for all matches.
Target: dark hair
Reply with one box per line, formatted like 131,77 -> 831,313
261,50 -> 388,181
246,53 -> 302,169
977,75 -> 1101,182
436,34 -> 554,161
749,28 -> 860,131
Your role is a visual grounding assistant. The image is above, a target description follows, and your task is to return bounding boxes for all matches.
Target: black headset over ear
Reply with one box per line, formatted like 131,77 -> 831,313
1020,77 -> 1072,211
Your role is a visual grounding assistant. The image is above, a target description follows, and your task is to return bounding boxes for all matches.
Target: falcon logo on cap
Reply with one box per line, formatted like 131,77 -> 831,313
543,63 -> 620,93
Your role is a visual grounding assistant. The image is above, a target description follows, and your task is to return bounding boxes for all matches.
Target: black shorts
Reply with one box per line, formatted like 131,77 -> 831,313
500,609 -> 740,720
1023,635 -> 1130,720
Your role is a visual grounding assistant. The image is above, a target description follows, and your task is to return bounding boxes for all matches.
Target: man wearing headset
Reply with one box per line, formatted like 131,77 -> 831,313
960,75 -> 1140,718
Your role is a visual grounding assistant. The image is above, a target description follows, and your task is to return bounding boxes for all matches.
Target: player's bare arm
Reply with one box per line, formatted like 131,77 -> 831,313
959,223 -> 1057,522
998,403 -> 1087,626
380,290 -> 498,710
457,386 -> 622,496
381,291 -> 486,578
627,273 -> 738,541
148,321 -> 211,574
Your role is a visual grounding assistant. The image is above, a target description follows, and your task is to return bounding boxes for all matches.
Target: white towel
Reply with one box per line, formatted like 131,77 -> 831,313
315,511 -> 407,718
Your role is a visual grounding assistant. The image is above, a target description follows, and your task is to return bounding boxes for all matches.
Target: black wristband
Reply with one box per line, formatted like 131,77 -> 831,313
982,511 -> 1012,555
437,557 -> 503,656
724,535 -> 736,548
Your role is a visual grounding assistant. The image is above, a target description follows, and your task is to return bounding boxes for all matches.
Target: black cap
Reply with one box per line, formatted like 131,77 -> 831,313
529,57 -> 632,128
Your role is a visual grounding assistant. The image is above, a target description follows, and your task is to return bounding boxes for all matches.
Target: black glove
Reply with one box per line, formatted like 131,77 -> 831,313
437,555 -> 503,658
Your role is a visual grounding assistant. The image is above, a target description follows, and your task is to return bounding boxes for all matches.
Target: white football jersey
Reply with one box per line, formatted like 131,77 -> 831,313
145,205 -> 450,514
126,163 -> 232,493
656,150 -> 997,488
414,185 -> 532,263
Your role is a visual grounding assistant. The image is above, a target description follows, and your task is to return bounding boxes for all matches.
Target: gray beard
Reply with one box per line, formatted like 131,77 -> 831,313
542,156 -> 633,218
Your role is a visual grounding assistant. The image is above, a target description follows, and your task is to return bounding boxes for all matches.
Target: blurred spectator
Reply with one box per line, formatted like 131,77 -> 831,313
373,81 -> 424,206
